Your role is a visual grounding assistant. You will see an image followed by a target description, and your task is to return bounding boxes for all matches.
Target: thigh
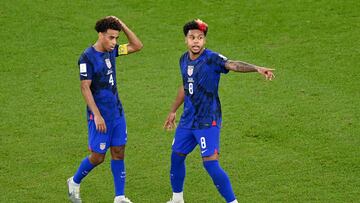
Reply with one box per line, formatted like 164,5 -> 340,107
194,126 -> 220,157
110,115 -> 127,147
88,119 -> 112,154
172,127 -> 197,155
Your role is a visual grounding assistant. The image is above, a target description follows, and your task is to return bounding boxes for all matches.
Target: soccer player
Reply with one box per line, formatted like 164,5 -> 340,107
67,16 -> 143,203
163,19 -> 275,203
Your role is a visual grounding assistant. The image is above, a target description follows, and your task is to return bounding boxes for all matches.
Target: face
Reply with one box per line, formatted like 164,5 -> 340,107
99,29 -> 119,52
185,29 -> 206,56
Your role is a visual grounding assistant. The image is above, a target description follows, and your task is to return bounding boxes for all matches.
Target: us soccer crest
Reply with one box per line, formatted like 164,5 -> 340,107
100,143 -> 106,150
187,65 -> 194,76
105,58 -> 112,69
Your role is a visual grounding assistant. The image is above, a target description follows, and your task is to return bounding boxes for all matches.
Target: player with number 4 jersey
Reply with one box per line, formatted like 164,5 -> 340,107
67,16 -> 142,203
163,19 -> 275,203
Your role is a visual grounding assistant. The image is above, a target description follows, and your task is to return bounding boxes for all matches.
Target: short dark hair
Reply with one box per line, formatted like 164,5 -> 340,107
183,19 -> 208,36
95,17 -> 122,33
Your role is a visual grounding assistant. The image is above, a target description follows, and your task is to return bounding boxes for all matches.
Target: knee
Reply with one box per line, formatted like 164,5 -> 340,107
89,153 -> 105,165
202,153 -> 218,162
111,146 -> 125,160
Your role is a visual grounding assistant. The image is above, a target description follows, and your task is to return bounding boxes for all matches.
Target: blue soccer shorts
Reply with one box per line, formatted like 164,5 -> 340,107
88,115 -> 127,154
172,126 -> 220,157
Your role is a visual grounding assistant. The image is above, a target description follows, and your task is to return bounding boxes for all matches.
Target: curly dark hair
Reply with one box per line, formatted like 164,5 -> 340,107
95,16 -> 122,33
183,19 -> 208,36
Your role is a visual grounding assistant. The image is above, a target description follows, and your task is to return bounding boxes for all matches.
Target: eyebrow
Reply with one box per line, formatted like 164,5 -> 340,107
188,34 -> 204,37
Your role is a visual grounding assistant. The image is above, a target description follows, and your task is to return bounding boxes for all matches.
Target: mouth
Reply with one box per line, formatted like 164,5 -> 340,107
192,46 -> 200,51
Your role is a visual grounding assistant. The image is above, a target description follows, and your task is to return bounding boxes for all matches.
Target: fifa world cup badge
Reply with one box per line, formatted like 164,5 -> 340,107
105,58 -> 112,69
187,65 -> 194,76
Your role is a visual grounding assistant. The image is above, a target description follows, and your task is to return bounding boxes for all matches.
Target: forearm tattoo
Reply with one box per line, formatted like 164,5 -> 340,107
228,60 -> 258,72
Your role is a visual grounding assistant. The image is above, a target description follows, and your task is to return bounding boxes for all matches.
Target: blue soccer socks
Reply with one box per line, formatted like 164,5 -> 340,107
73,157 -> 96,184
203,160 -> 236,202
111,159 -> 126,196
170,152 -> 186,193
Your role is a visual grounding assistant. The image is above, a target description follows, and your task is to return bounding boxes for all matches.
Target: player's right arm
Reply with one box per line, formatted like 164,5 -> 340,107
80,80 -> 107,133
109,16 -> 143,54
163,85 -> 185,131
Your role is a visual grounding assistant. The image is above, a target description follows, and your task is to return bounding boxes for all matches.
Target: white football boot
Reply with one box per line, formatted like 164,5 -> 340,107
67,177 -> 82,203
166,199 -> 184,203
114,196 -> 133,203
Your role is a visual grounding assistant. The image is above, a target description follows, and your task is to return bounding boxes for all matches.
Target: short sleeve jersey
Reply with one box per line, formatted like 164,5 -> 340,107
179,49 -> 229,129
78,44 -> 128,121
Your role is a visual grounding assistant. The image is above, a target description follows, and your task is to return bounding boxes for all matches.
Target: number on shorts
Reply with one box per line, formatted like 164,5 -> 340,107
200,137 -> 206,149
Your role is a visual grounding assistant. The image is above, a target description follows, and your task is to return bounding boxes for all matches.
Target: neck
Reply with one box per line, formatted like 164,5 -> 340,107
188,48 -> 205,60
93,41 -> 105,52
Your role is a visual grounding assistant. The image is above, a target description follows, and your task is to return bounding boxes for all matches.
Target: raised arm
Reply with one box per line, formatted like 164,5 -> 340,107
111,17 -> 143,54
225,60 -> 275,80
163,85 -> 185,130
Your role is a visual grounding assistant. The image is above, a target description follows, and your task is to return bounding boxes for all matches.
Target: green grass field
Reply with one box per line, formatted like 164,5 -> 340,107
1,0 -> 359,202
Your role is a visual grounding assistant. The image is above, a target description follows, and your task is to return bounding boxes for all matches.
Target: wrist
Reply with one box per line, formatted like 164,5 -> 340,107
93,111 -> 101,118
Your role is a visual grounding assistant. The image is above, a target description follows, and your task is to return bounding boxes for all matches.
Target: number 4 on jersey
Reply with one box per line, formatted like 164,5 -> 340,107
109,74 -> 114,86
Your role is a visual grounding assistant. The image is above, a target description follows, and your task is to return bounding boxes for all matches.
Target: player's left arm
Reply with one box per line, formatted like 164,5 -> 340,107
225,60 -> 275,80
112,17 -> 143,54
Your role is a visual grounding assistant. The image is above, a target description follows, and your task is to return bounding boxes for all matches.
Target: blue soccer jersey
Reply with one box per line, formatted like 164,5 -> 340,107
78,44 -> 128,121
178,49 -> 229,129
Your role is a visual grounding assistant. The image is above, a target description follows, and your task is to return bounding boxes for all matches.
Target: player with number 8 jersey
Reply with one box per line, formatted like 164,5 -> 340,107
163,19 -> 275,203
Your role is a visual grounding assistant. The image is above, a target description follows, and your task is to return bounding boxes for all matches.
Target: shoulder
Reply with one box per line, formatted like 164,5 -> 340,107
79,47 -> 93,61
179,52 -> 188,63
206,49 -> 228,61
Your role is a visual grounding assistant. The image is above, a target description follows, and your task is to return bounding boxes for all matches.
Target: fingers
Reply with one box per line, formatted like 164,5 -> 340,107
263,70 -> 275,80
96,122 -> 107,133
163,120 -> 176,131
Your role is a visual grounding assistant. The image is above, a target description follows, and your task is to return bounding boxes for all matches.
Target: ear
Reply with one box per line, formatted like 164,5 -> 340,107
184,37 -> 187,44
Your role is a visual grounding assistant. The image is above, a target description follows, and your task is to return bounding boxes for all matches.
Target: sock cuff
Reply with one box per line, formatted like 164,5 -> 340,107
111,159 -> 124,163
171,151 -> 186,159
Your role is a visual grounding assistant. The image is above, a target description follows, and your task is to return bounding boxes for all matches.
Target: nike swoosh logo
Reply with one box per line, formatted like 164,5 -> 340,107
80,73 -> 87,77
201,149 -> 208,154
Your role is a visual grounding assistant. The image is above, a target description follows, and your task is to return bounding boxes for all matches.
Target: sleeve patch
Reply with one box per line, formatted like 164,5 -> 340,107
80,63 -> 87,73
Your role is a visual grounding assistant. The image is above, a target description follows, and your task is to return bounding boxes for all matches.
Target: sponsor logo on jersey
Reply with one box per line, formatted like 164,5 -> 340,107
107,69 -> 113,75
105,58 -> 112,69
187,65 -> 194,76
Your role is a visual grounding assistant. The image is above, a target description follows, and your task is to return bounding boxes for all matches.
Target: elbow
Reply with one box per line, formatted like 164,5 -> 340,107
80,83 -> 89,93
136,41 -> 143,51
